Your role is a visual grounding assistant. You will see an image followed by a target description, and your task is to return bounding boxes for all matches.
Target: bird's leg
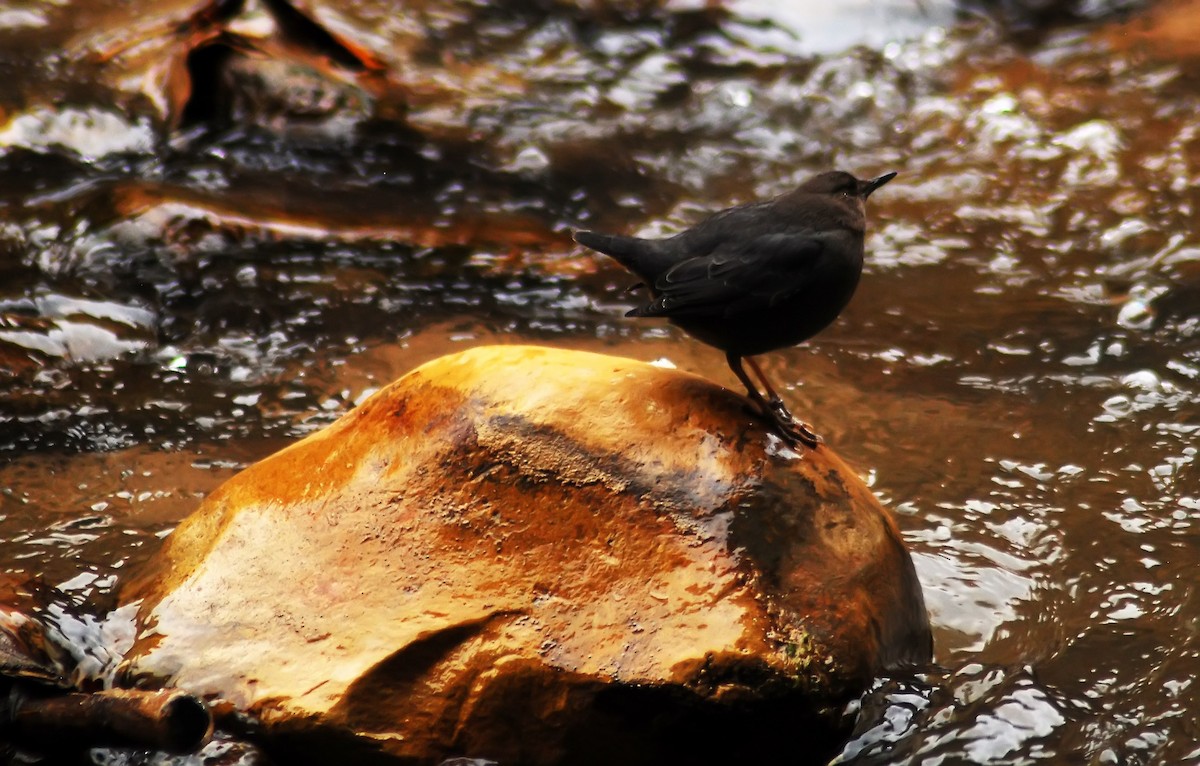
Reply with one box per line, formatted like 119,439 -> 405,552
744,357 -> 791,417
745,356 -> 823,446
726,353 -> 821,448
727,352 -> 772,414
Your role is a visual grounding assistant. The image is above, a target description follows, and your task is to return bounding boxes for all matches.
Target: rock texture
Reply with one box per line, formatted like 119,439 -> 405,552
117,345 -> 931,765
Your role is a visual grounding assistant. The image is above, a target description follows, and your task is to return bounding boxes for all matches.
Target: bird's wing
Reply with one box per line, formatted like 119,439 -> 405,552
627,230 -> 831,318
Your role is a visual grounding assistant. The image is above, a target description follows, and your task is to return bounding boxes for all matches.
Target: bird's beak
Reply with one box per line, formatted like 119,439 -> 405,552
862,171 -> 897,198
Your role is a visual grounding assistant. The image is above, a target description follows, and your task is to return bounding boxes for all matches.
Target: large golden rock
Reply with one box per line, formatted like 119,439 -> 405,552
118,345 -> 931,765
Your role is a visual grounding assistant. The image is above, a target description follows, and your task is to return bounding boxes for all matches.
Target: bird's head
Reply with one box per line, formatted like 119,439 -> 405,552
799,170 -> 897,200
791,170 -> 897,226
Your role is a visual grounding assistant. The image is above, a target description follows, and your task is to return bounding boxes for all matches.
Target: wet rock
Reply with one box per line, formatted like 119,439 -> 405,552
0,606 -> 70,691
1102,0 -> 1200,58
959,0 -> 1144,35
0,578 -> 212,759
117,345 -> 931,765
0,594 -> 70,764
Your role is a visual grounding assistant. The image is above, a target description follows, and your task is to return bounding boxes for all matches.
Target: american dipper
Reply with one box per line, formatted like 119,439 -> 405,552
574,170 -> 896,447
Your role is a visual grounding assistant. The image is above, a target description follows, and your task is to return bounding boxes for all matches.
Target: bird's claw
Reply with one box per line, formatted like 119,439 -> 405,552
757,396 -> 822,448
773,415 -> 823,448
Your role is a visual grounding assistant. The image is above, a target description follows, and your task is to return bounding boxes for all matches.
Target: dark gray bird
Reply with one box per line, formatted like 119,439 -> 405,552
575,170 -> 896,447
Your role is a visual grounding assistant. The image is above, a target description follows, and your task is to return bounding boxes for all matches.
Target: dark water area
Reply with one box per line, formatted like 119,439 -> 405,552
1,0 -> 1198,763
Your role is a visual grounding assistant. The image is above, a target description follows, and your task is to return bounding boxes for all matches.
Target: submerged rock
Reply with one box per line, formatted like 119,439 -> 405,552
117,345 -> 931,765
0,580 -> 212,759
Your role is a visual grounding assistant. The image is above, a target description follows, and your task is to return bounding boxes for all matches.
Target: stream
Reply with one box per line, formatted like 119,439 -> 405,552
1,0 -> 1198,763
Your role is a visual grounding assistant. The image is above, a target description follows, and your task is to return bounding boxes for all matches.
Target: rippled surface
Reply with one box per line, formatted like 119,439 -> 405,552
1,0 -> 1198,763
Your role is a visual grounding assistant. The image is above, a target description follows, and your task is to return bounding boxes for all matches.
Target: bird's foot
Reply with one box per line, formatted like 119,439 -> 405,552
758,397 -> 822,448
764,394 -> 792,421
771,414 -> 823,448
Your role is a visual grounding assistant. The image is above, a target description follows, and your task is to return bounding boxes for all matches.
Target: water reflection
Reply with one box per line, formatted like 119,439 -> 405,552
848,663 -> 1114,764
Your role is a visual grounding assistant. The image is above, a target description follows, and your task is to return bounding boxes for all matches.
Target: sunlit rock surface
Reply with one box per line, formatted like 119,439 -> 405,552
117,345 -> 930,764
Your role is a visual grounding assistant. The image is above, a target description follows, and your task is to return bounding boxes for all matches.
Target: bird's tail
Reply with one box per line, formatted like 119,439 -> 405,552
574,230 -> 671,280
573,230 -> 642,259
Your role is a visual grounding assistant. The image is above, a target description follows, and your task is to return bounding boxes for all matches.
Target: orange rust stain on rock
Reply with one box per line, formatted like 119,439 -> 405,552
118,345 -> 930,764
123,378 -> 470,606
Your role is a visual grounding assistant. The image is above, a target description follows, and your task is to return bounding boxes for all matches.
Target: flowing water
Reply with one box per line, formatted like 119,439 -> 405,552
1,0 -> 1198,763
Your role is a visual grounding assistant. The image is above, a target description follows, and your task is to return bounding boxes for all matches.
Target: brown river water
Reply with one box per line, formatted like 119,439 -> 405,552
1,0 -> 1198,763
